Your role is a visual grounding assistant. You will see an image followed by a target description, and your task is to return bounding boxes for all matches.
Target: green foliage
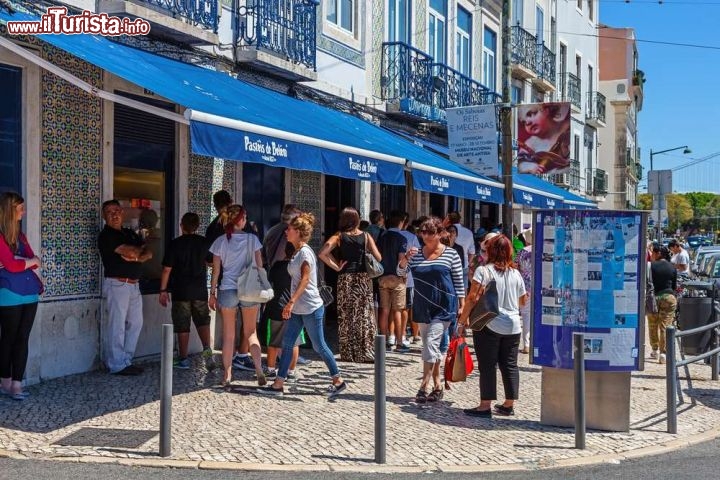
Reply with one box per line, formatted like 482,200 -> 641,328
637,193 -> 652,211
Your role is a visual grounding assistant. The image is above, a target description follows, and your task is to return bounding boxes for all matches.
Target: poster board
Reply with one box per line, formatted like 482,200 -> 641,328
531,210 -> 647,371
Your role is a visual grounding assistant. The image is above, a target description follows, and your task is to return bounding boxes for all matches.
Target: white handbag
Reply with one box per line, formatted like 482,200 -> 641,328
237,234 -> 274,303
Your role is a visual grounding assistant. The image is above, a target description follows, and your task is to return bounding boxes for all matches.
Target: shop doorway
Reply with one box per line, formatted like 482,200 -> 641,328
113,93 -> 175,294
241,163 -> 284,241
429,193 -> 446,218
379,184 -> 406,215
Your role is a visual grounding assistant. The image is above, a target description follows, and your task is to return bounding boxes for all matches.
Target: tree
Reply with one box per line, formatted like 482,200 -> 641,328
666,194 -> 693,232
637,193 -> 652,211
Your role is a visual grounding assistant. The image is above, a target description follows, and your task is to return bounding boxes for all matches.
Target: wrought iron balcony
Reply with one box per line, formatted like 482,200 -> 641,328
592,168 -> 608,195
511,25 -> 538,74
381,42 -> 498,123
536,44 -> 556,87
138,0 -> 218,33
235,0 -> 318,70
562,72 -> 582,110
568,160 -> 580,189
586,91 -> 606,124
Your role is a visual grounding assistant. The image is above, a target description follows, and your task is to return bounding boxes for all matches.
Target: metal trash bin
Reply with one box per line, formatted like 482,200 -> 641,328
677,281 -> 715,355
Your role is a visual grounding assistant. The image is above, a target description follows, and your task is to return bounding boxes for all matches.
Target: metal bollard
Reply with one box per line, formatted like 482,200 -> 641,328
374,335 -> 386,464
160,323 -> 173,457
573,332 -> 586,449
712,326 -> 719,382
666,326 -> 677,434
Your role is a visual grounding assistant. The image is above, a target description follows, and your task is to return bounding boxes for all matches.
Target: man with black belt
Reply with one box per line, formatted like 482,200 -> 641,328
98,200 -> 152,376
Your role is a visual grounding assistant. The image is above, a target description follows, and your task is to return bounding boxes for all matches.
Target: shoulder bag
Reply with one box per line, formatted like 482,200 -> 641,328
645,261 -> 658,314
468,265 -> 500,331
302,245 -> 334,307
363,233 -> 384,279
444,334 -> 474,389
237,235 -> 274,303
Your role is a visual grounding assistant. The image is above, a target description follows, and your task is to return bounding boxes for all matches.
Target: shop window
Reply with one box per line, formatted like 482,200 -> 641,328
242,163 -> 284,240
380,184 -> 406,214
113,94 -> 175,294
0,64 -> 22,195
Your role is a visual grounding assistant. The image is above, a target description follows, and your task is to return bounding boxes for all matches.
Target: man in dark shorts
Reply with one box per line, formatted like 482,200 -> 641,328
159,212 -> 214,370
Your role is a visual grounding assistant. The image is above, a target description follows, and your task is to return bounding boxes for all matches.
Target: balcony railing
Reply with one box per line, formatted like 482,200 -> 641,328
585,168 -> 594,196
382,42 -> 434,105
586,91 -> 606,123
139,0 -> 218,32
563,72 -> 581,109
511,25 -> 538,73
382,41 -> 498,123
592,168 -> 608,195
235,0 -> 318,70
569,160 -> 581,189
536,44 -> 556,86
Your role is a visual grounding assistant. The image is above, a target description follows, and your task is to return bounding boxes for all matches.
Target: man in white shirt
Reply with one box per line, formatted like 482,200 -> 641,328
669,239 -> 690,274
445,211 -> 475,287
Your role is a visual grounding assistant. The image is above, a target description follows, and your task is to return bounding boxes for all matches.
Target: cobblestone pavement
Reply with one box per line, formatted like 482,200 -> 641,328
1,336 -> 719,472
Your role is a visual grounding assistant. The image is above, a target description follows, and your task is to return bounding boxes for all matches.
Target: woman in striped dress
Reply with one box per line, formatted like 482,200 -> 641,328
398,216 -> 465,403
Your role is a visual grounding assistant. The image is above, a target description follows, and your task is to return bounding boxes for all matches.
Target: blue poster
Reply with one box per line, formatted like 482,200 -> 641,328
531,210 -> 647,371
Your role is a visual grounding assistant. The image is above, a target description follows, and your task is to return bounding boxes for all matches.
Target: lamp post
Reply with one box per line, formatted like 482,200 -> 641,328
649,146 -> 691,241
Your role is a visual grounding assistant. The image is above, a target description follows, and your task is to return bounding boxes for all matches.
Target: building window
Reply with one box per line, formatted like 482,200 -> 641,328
511,85 -> 523,105
535,5 -> 544,44
482,27 -> 497,91
455,6 -> 471,76
0,64 -> 22,195
512,0 -> 523,26
588,0 -> 594,21
428,0 -> 447,63
577,0 -> 582,11
387,0 -> 411,43
327,0 -> 354,33
574,134 -> 581,162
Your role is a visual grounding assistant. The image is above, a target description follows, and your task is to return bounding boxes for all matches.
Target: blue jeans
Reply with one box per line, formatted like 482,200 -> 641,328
439,317 -> 458,354
277,305 -> 340,379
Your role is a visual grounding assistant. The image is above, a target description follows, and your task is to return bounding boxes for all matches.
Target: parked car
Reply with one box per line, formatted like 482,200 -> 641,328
692,246 -> 720,274
699,253 -> 720,280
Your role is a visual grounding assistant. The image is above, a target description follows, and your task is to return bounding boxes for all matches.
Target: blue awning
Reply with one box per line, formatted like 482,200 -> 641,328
1,8 -> 429,185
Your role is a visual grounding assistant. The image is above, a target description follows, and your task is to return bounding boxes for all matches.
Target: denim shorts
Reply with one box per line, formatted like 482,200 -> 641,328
217,289 -> 259,309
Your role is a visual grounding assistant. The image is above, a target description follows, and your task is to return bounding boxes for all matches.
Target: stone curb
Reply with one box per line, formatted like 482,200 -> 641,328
2,426 -> 720,475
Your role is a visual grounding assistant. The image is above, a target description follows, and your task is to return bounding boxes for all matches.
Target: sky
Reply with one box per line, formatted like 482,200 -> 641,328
599,0 -> 720,194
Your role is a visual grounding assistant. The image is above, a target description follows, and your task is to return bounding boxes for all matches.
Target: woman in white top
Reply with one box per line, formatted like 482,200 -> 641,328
209,205 -> 266,388
258,212 -> 347,398
459,234 -> 528,418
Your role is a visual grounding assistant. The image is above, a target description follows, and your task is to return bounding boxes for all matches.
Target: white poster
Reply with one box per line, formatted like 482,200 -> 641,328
447,105 -> 499,177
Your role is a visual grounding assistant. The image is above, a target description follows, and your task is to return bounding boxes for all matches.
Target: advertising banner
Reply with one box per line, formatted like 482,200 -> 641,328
447,105 -> 499,177
517,102 -> 571,175
531,210 -> 648,371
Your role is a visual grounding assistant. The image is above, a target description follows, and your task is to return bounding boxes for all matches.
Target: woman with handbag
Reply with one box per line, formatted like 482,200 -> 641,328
0,192 -> 42,401
647,244 -> 677,364
319,207 -> 381,363
398,216 -> 464,404
459,234 -> 527,418
259,213 -> 347,397
208,204 -> 266,388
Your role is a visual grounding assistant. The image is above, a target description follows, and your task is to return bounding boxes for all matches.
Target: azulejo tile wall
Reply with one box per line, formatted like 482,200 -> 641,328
188,153 -> 237,234
40,43 -> 103,298
287,169 -> 322,249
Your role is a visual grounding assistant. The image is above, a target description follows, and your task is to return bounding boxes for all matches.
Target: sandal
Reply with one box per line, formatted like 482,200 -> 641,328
427,388 -> 444,402
415,389 -> 427,404
256,372 -> 267,387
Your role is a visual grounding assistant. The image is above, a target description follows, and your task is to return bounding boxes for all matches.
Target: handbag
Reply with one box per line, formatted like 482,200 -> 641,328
645,261 -> 658,314
306,245 -> 335,307
363,233 -> 384,279
0,268 -> 44,296
237,234 -> 274,303
468,266 -> 500,331
444,334 -> 474,389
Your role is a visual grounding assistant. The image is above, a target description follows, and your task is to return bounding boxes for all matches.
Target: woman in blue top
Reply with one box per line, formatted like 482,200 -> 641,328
399,216 -> 464,404
258,212 -> 347,398
0,192 -> 42,401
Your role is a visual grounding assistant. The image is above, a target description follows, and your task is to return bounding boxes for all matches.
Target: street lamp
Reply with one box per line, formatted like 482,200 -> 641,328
649,146 -> 691,241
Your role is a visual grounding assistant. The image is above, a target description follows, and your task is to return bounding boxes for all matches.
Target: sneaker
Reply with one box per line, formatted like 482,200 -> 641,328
257,384 -> 284,396
296,355 -> 312,366
659,353 -> 667,364
387,335 -> 396,346
285,371 -> 299,383
327,381 -> 348,399
232,355 -> 255,371
650,350 -> 658,360
402,339 -> 411,348
173,358 -> 191,370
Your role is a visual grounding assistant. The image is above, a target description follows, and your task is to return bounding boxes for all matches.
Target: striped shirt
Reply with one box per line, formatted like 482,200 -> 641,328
404,246 -> 465,324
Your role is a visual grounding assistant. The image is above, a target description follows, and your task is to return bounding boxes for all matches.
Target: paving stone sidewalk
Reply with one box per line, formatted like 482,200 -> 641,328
1,339 -> 719,472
